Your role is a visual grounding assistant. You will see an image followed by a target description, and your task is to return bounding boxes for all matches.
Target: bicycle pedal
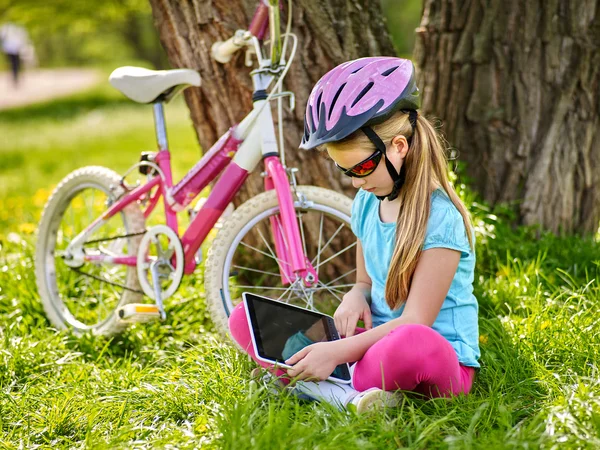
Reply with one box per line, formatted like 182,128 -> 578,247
117,303 -> 161,323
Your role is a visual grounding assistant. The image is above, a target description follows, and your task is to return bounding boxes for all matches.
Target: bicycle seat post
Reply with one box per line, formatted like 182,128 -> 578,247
152,102 -> 168,151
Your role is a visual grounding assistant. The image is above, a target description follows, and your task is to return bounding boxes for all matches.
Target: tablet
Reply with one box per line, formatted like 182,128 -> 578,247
243,292 -> 352,384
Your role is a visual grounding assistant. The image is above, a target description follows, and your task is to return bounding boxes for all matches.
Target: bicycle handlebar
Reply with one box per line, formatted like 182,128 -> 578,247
211,0 -> 284,68
211,33 -> 244,64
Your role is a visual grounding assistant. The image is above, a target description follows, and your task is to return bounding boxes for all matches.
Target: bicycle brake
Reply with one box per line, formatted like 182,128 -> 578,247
139,152 -> 158,176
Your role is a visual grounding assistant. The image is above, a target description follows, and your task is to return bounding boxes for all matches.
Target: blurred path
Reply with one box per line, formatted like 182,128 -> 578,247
0,68 -> 101,110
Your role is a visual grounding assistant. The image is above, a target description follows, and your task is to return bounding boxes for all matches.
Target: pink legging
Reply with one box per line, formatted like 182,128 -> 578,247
228,303 -> 476,398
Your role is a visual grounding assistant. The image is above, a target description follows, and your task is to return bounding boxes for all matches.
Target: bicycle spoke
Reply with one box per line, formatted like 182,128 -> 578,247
277,283 -> 296,301
234,285 -> 292,291
311,222 -> 347,266
323,269 -> 356,287
254,225 -> 280,261
284,286 -> 295,303
315,241 -> 356,269
275,215 -> 292,255
239,241 -> 290,267
297,280 -> 314,309
315,281 -> 343,303
312,283 -> 354,291
232,265 -> 281,278
315,213 -> 324,279
298,211 -> 308,258
314,284 -> 347,296
107,278 -> 122,301
98,244 -> 123,258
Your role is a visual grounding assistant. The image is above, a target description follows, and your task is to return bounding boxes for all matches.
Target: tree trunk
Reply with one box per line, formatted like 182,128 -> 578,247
148,0 -> 395,205
415,0 -> 600,235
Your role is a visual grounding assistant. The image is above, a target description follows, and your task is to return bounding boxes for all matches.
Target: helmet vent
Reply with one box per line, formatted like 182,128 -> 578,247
316,92 -> 323,119
351,67 -> 363,74
381,66 -> 399,77
328,83 -> 346,120
351,82 -> 374,108
308,105 -> 316,131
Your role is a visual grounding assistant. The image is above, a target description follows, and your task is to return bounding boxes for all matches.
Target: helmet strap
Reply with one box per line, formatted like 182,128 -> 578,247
360,109 -> 417,201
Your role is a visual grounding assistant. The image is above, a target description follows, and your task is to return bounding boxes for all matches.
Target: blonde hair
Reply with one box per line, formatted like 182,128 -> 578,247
327,111 -> 474,310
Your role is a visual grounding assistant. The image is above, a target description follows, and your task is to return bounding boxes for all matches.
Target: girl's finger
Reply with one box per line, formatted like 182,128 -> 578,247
334,315 -> 342,336
340,317 -> 348,337
287,359 -> 304,378
285,346 -> 309,365
345,314 -> 358,338
289,366 -> 308,381
363,308 -> 373,330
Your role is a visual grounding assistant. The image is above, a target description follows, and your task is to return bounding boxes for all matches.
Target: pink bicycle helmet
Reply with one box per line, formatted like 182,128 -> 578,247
300,57 -> 421,201
300,57 -> 420,150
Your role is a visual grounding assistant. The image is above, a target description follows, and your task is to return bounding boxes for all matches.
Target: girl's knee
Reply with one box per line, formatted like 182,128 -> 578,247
228,303 -> 250,347
228,302 -> 246,327
386,324 -> 449,359
352,324 -> 457,391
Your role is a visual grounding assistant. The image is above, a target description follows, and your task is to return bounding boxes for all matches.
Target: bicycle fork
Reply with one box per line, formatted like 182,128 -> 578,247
263,155 -> 318,287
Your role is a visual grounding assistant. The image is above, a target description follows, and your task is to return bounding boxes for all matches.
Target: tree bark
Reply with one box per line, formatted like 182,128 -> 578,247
415,0 -> 600,234
148,0 -> 395,205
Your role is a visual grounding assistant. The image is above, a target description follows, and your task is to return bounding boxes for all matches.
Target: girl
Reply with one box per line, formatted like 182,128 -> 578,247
228,57 -> 480,412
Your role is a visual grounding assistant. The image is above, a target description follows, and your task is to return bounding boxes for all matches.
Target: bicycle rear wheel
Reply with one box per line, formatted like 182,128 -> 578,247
35,166 -> 145,335
205,185 -> 356,339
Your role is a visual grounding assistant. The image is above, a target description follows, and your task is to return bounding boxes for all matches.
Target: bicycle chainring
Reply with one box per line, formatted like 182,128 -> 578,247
136,225 -> 185,301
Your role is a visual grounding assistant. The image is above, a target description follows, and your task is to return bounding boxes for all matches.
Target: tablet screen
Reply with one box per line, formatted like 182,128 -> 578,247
244,293 -> 351,381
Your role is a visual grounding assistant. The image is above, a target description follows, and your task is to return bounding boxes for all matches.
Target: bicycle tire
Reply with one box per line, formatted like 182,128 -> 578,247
35,166 -> 145,335
205,185 -> 355,340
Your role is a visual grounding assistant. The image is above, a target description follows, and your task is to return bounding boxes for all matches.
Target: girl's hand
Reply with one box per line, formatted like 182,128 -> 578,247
333,290 -> 372,337
285,341 -> 345,381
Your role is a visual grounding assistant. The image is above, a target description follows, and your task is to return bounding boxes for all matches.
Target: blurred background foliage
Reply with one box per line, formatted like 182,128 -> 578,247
0,0 -> 421,70
0,0 -> 168,69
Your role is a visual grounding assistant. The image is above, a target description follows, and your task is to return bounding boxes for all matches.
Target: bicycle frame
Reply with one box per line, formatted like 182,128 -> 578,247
66,81 -> 318,288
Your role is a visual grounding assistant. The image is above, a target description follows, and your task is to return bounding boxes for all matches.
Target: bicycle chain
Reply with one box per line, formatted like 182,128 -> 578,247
70,267 -> 144,294
82,230 -> 147,246
70,230 -> 148,294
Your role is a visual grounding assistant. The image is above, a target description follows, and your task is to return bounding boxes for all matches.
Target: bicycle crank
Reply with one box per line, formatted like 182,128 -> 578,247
136,225 -> 184,319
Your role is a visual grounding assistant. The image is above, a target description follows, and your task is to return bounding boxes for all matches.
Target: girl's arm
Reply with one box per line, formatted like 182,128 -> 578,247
335,247 -> 461,363
333,240 -> 373,337
352,239 -> 372,301
286,247 -> 460,379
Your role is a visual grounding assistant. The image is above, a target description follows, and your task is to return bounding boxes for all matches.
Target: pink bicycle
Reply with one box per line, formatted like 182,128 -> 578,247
35,0 -> 356,337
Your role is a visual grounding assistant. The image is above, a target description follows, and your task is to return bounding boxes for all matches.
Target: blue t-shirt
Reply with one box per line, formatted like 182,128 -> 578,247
350,188 -> 480,368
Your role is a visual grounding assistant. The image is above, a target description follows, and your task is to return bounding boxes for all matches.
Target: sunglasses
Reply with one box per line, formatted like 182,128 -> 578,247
334,149 -> 383,178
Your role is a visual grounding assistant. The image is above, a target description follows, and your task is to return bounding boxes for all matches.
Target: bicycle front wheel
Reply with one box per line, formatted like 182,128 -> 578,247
205,185 -> 356,339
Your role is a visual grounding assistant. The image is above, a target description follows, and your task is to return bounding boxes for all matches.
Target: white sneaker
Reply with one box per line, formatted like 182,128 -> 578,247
348,387 -> 401,414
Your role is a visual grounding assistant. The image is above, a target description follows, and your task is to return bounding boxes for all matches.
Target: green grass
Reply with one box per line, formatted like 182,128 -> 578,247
1,85 -> 600,448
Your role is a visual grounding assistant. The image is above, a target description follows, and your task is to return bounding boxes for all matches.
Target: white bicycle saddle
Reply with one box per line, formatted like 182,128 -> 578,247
109,66 -> 201,103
